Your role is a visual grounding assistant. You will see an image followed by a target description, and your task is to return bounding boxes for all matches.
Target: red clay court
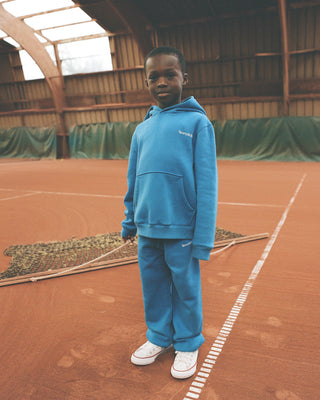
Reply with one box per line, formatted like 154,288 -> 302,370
0,158 -> 319,400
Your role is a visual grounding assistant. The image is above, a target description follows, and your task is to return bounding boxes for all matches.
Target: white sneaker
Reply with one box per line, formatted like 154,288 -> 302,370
171,350 -> 198,379
131,341 -> 171,366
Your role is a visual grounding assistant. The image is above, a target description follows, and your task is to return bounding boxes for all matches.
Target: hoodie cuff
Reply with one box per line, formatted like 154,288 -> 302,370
121,226 -> 137,239
192,245 -> 211,261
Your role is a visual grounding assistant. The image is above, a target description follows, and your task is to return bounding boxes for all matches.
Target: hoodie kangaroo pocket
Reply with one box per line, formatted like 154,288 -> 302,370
134,172 -> 195,226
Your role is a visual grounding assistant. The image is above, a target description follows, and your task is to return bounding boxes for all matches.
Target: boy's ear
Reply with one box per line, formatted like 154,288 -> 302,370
183,73 -> 188,86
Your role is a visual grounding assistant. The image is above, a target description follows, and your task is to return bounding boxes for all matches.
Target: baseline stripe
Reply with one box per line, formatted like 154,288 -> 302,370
0,188 -> 285,205
0,188 -> 123,199
218,201 -> 284,208
182,173 -> 306,400
0,192 -> 39,201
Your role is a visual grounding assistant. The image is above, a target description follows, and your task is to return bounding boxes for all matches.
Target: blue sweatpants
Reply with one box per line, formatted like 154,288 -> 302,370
137,236 -> 205,352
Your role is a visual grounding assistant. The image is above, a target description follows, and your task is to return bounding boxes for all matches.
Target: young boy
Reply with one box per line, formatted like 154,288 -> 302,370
121,46 -> 218,379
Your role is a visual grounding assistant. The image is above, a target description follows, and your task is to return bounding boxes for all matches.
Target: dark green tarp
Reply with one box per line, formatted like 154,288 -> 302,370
2,117 -> 319,161
69,122 -> 139,159
69,117 -> 320,161
213,117 -> 320,161
0,126 -> 56,159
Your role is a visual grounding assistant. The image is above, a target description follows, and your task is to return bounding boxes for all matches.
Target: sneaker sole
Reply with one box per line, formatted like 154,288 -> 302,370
131,345 -> 172,366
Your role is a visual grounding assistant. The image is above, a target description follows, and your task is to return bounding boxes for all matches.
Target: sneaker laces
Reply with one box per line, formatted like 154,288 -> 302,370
174,350 -> 198,369
138,341 -> 163,356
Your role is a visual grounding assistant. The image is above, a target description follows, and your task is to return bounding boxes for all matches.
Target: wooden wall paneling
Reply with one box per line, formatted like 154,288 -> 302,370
23,112 -> 57,128
315,8 -> 320,52
304,100 -> 313,116
247,102 -> 256,119
255,102 -> 264,118
233,19 -> 243,84
288,100 -> 296,116
224,103 -> 234,120
263,102 -> 272,118
270,101 -> 279,117
0,115 -> 22,128
296,99 -> 306,116
239,102 -> 248,119
313,99 -> 320,115
233,102 -> 241,119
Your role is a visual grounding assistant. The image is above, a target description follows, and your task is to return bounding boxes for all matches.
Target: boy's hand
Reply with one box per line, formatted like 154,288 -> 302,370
122,235 -> 136,243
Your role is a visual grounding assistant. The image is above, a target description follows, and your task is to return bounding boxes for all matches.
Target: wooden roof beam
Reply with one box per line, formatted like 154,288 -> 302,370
0,5 -> 66,121
0,4 -> 68,156
278,0 -> 290,115
104,0 -> 154,56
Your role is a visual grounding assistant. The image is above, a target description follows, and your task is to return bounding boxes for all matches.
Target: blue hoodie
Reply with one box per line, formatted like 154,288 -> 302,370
121,96 -> 218,260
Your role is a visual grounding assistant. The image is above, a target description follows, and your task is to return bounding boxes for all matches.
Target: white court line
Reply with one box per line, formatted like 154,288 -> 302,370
27,190 -> 124,199
0,188 -> 283,206
183,173 -> 307,400
0,192 -> 39,201
219,201 -> 284,208
0,188 -> 123,199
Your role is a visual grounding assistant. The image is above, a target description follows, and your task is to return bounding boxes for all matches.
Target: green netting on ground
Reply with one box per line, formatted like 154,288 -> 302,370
0,126 -> 57,159
1,228 -> 243,280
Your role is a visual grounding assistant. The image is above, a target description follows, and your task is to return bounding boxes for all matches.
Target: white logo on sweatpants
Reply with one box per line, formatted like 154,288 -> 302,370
181,241 -> 192,247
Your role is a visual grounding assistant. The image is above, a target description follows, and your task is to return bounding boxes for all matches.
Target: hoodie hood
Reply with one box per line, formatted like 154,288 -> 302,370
144,96 -> 206,121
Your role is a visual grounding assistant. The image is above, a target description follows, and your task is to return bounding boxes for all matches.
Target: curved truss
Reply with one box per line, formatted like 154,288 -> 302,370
0,4 -> 67,137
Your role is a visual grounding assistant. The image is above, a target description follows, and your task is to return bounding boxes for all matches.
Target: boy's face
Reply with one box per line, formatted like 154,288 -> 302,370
145,53 -> 188,109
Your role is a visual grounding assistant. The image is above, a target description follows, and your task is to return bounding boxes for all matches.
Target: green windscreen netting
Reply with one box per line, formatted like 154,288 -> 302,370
0,126 -> 57,159
69,122 -> 139,159
69,117 -> 320,161
1,117 -> 319,161
213,116 -> 320,161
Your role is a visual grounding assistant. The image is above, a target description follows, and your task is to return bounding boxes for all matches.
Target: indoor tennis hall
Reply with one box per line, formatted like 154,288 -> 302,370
0,1 -> 319,400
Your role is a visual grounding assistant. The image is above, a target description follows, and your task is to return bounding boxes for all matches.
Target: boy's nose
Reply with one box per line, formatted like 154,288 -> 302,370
157,77 -> 168,87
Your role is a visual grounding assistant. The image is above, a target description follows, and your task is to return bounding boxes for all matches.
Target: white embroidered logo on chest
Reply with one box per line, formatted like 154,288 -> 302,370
179,130 -> 193,138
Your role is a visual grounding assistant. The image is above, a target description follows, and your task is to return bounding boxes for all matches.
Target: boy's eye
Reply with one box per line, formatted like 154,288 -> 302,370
166,72 -> 176,79
148,75 -> 158,82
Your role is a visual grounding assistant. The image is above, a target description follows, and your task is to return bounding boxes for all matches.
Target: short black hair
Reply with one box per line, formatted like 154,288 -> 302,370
144,46 -> 186,75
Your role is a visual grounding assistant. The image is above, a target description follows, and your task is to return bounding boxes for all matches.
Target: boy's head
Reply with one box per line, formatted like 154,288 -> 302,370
144,46 -> 188,109
144,46 -> 186,75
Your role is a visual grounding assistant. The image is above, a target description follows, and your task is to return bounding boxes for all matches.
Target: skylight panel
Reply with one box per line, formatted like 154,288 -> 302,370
3,0 -> 74,18
19,49 -> 45,80
1,0 -> 112,79
3,37 -> 20,47
25,8 -> 91,31
34,33 -> 48,44
58,37 -> 110,59
58,37 -> 112,75
42,21 -> 105,41
45,45 -> 56,63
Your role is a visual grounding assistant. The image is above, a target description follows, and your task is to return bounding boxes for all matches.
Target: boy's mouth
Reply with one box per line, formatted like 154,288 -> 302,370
157,92 -> 170,97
